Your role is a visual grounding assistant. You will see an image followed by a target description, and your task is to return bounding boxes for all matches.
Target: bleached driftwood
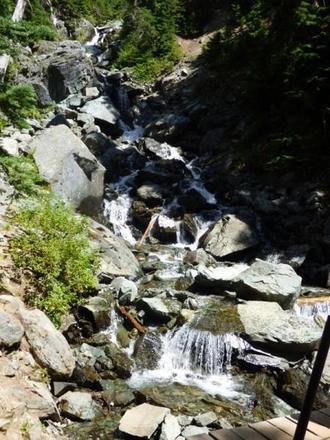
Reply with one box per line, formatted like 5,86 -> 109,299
12,0 -> 28,22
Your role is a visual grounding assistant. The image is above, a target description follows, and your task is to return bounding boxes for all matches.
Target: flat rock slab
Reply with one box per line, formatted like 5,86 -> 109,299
119,403 -> 170,438
238,301 -> 322,355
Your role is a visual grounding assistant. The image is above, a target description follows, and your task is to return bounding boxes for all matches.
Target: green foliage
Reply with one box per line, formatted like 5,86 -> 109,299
0,84 -> 38,128
115,0 -> 180,81
203,0 -> 330,171
0,17 -> 56,47
0,0 -> 14,18
10,196 -> 99,326
0,154 -> 48,196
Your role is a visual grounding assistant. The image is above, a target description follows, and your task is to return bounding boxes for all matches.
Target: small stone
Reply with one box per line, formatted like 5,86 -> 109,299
194,411 -> 217,427
119,403 -> 170,439
160,414 -> 181,440
52,381 -> 77,397
182,425 -> 208,438
85,87 -> 100,99
177,415 -> 193,427
218,418 -> 233,429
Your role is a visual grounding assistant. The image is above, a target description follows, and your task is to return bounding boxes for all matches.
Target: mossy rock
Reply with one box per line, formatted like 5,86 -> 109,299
190,300 -> 244,335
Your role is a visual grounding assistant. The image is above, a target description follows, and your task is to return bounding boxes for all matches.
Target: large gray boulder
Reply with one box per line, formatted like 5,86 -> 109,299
238,301 -> 322,355
201,214 -> 259,258
0,377 -> 58,427
17,40 -> 94,104
0,310 -> 24,348
119,403 -> 170,439
81,96 -> 120,135
31,125 -> 105,216
91,221 -> 141,280
20,309 -> 75,378
232,259 -> 302,309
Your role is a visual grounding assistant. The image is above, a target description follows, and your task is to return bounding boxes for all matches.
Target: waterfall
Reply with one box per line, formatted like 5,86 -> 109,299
128,324 -> 248,399
104,196 -> 136,245
294,300 -> 330,320
160,324 -> 247,375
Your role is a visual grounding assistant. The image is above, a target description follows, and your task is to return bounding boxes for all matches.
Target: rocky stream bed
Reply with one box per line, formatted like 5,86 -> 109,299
0,21 -> 329,440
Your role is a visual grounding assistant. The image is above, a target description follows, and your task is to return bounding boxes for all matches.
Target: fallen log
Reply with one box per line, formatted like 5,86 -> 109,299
118,305 -> 146,334
138,213 -> 159,247
12,0 -> 28,22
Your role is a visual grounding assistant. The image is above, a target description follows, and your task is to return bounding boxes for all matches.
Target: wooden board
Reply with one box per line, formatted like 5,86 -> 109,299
310,411 -> 330,429
249,420 -> 292,440
287,416 -> 330,438
186,434 -> 213,440
268,417 -> 319,440
211,429 -> 242,440
233,426 -> 267,440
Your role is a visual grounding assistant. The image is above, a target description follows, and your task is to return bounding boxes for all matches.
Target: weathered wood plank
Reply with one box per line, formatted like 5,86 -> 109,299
233,426 -> 267,439
310,411 -> 330,428
186,434 -> 213,440
269,417 -> 319,440
287,416 -> 330,438
210,429 -> 242,440
249,420 -> 292,440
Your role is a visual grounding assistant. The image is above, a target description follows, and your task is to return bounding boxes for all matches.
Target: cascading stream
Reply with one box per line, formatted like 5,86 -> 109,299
294,300 -> 330,320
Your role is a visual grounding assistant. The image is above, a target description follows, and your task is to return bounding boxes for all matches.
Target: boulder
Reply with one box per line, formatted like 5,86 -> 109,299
81,96 -> 120,135
182,425 -> 208,438
0,138 -> 19,156
137,297 -> 171,324
232,259 -> 302,309
0,377 -> 58,427
20,309 -> 75,378
201,214 -> 259,259
160,414 -> 181,440
238,301 -> 323,356
104,343 -> 133,378
78,296 -> 110,331
31,125 -> 105,216
141,138 -> 184,162
110,277 -> 138,305
58,391 -> 102,421
90,221 -> 141,280
237,353 -> 290,372
0,310 -> 24,348
194,412 -> 217,427
184,249 -> 217,266
119,403 -> 170,439
181,214 -> 199,243
153,215 -> 178,244
134,332 -> 163,370
137,183 -> 164,207
191,263 -> 249,292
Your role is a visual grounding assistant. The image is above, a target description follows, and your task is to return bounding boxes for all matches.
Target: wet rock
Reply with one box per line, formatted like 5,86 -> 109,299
179,188 -> 214,213
181,214 -> 199,243
104,343 -> 133,378
110,277 -> 138,305
182,425 -> 208,438
119,403 -> 170,439
81,96 -> 120,135
137,183 -> 164,207
0,376 -> 58,426
184,249 -> 217,266
233,259 -> 302,309
58,391 -> 102,421
74,19 -> 95,43
153,215 -> 178,244
238,301 -> 323,356
141,137 -> 184,162
191,263 -> 249,292
74,343 -> 113,371
131,200 -> 159,230
101,379 -> 135,407
201,213 -> 259,259
194,411 -> 217,427
20,309 -> 75,378
31,125 -> 105,216
0,138 -> 19,156
78,296 -> 110,331
134,332 -> 163,370
90,221 -> 141,280
160,414 -> 181,440
137,297 -> 172,324
237,353 -> 290,372
0,310 -> 24,348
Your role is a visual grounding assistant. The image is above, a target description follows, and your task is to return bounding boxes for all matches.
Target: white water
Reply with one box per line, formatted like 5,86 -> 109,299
103,308 -> 121,345
128,324 -> 248,399
294,300 -> 330,320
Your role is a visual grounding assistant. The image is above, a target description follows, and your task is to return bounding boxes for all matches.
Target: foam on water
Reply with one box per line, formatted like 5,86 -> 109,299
128,324 -> 249,399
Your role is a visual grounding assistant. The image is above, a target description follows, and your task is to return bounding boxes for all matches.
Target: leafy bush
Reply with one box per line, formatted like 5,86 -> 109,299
0,84 -> 38,128
10,197 -> 99,326
0,154 -> 47,195
0,18 -> 56,46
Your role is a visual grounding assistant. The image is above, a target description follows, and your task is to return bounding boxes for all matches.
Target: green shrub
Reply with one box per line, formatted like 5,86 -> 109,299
0,154 -> 47,196
0,84 -> 38,128
0,18 -> 56,46
10,196 -> 99,326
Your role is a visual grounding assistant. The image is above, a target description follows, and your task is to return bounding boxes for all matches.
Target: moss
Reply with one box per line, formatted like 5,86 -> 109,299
190,300 -> 244,335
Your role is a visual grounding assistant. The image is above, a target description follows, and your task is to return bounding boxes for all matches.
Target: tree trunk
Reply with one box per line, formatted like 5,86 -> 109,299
12,0 -> 28,22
